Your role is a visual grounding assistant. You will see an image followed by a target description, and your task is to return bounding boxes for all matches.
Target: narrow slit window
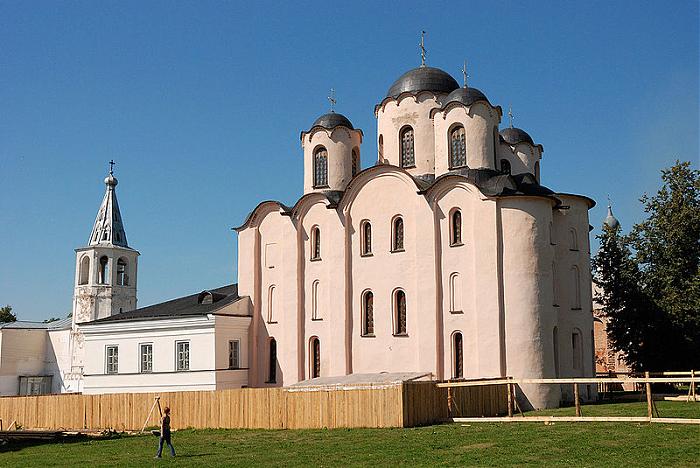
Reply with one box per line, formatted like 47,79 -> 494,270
361,221 -> 372,255
268,338 -> 277,383
394,290 -> 407,335
392,216 -> 404,251
451,210 -> 462,246
362,291 -> 374,336
400,127 -> 415,167
453,332 -> 464,379
229,340 -> 240,369
311,227 -> 321,260
449,126 -> 466,168
314,148 -> 328,187
310,337 -> 320,378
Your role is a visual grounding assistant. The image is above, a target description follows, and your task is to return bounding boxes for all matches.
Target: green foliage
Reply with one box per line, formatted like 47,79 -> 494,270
0,304 -> 17,323
594,160 -> 700,371
42,317 -> 61,323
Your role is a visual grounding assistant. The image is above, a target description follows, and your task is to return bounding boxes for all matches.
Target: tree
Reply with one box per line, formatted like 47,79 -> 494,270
0,305 -> 17,323
628,161 -> 700,370
593,225 -> 666,371
594,160 -> 700,371
42,317 -> 61,323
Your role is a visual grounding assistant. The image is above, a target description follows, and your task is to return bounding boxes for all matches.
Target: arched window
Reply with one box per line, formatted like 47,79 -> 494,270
569,228 -> 578,251
310,336 -> 320,378
394,290 -> 407,335
116,258 -> 128,286
500,159 -> 511,175
361,221 -> 372,256
311,280 -> 320,320
362,291 -> 374,336
268,338 -> 277,383
98,256 -> 109,284
572,329 -> 582,371
313,147 -> 328,188
400,126 -> 415,167
571,266 -> 581,309
553,327 -> 560,377
378,135 -> 384,162
450,210 -> 462,246
392,216 -> 404,252
352,149 -> 360,177
310,227 -> 321,260
449,273 -> 462,313
452,332 -> 464,379
79,256 -> 90,285
449,126 -> 466,168
267,285 -> 276,323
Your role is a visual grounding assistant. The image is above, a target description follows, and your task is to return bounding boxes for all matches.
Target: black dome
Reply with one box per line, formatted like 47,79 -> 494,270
500,127 -> 535,146
443,86 -> 491,107
386,66 -> 459,98
311,112 -> 354,130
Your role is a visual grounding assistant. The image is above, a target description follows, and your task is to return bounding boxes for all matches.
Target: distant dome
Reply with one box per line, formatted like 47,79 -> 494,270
443,86 -> 491,108
104,175 -> 118,187
500,127 -> 535,146
386,66 -> 459,98
603,205 -> 620,230
311,112 -> 354,130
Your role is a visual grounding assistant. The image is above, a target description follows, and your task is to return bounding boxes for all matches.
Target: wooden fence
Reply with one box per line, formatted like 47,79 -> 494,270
0,382 -> 506,431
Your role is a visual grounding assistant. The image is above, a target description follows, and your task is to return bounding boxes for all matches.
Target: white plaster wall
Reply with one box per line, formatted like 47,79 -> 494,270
376,92 -> 445,175
434,182 -> 502,380
347,170 -> 436,375
496,142 -> 542,179
434,102 -> 500,175
0,329 -> 49,395
82,314 -> 251,394
301,127 -> 362,193
46,328 -> 73,393
500,196 -> 560,409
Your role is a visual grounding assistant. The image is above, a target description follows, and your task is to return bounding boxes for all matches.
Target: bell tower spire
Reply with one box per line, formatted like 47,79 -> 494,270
88,160 -> 129,247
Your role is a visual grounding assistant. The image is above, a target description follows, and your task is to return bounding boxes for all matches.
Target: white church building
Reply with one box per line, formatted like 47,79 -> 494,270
0,58 -> 596,409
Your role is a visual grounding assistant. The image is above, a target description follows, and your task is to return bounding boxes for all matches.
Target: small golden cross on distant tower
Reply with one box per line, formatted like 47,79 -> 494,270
327,88 -> 336,112
420,31 -> 427,67
508,104 -> 514,128
461,60 -> 469,88
109,159 -> 115,175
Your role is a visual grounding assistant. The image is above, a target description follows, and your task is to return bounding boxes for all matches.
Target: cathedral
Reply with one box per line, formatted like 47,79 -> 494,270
0,58 -> 596,409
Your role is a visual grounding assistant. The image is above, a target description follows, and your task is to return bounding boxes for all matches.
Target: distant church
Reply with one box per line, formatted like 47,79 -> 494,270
0,54 -> 596,408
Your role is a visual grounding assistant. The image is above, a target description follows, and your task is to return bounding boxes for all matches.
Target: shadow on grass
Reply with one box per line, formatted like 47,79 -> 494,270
0,432 -> 126,454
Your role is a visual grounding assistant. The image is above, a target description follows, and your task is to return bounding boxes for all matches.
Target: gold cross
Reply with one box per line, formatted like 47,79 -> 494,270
327,88 -> 336,112
109,160 -> 115,175
420,31 -> 427,67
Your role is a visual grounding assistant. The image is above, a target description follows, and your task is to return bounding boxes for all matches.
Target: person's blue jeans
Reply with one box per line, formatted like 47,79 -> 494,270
156,433 -> 175,457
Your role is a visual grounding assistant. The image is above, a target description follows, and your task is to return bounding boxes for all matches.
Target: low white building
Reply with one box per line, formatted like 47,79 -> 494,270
80,287 -> 251,394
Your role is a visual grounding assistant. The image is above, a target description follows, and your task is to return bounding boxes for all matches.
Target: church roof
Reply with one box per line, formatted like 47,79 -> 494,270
500,127 -> 536,146
386,66 -> 460,98
84,284 -> 245,324
0,318 -> 71,330
87,168 -> 130,248
311,112 -> 354,130
442,86 -> 491,108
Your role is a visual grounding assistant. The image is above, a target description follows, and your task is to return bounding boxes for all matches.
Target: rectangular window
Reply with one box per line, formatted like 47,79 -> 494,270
176,341 -> 190,371
229,340 -> 240,369
106,345 -> 118,374
140,343 -> 153,373
18,376 -> 52,396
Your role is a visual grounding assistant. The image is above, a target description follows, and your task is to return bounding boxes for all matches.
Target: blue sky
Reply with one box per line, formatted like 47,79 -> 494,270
1,1 -> 698,321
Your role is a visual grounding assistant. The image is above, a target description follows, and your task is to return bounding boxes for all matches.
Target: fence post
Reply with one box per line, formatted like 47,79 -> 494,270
645,371 -> 653,420
507,381 -> 513,417
692,370 -> 696,401
573,384 -> 581,417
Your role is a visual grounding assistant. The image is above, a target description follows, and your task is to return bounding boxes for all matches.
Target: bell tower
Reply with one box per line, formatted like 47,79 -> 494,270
72,162 -> 139,324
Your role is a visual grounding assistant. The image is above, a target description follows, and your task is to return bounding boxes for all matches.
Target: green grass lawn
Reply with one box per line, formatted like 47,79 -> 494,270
1,402 -> 698,467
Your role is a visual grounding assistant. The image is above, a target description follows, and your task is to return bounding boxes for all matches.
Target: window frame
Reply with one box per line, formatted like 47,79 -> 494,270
105,345 -> 119,374
309,336 -> 321,379
360,220 -> 373,257
310,226 -> 321,261
399,126 -> 416,168
311,280 -> 321,321
391,215 -> 405,253
139,342 -> 153,374
313,146 -> 329,188
448,125 -> 467,169
361,290 -> 375,337
175,340 -> 190,372
267,338 -> 277,384
450,209 -> 463,247
452,331 -> 464,379
228,339 -> 240,370
393,289 -> 408,336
